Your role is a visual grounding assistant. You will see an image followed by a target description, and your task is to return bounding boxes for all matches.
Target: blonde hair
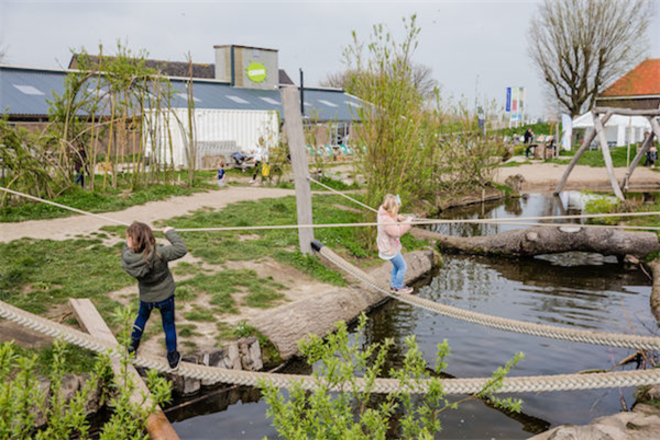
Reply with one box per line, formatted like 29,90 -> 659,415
381,194 -> 399,217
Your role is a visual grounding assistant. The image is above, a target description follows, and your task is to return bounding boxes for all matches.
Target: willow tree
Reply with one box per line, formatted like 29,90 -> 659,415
49,44 -> 182,191
528,0 -> 653,118
343,15 -> 437,211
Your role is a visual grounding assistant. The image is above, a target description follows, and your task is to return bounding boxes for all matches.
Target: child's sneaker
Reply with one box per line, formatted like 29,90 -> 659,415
391,286 -> 413,295
167,350 -> 181,371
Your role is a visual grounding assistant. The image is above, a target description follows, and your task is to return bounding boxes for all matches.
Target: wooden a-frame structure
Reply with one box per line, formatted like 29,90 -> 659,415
554,59 -> 660,200
554,107 -> 660,200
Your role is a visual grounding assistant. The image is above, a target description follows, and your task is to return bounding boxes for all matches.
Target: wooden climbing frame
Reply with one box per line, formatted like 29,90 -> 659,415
554,107 -> 660,200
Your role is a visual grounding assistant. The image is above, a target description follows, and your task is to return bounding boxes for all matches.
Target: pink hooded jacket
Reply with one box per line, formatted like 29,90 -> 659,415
376,206 -> 411,259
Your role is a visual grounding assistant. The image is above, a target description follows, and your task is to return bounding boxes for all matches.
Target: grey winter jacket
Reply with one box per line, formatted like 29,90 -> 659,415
121,229 -> 188,303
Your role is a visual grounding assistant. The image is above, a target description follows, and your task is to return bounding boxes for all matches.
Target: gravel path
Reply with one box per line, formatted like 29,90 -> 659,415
2,162 -> 658,243
495,161 -> 660,192
0,186 -> 295,243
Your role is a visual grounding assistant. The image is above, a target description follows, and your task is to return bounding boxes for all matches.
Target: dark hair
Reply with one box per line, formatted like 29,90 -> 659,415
126,222 -> 156,262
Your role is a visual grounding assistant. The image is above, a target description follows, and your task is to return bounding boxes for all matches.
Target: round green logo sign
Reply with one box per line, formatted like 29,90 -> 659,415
246,62 -> 267,83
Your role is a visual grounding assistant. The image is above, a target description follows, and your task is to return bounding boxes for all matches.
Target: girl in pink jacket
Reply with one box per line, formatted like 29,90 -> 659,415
376,194 -> 414,294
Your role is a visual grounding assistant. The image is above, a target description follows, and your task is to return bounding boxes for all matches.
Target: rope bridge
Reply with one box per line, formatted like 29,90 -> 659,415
1,185 -> 659,393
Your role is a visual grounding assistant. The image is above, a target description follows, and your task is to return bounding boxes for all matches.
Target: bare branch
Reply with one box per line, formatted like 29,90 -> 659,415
527,0 -> 653,117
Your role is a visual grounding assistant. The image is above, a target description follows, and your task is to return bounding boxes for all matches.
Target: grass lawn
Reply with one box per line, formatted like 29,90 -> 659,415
0,170 -> 218,222
0,191 -> 428,346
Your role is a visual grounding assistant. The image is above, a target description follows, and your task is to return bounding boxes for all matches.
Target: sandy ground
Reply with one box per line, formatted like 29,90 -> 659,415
495,159 -> 660,192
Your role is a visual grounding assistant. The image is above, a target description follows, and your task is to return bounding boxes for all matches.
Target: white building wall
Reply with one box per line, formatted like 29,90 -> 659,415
145,108 -> 279,168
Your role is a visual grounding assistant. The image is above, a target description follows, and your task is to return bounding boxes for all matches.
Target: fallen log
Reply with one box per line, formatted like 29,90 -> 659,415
425,226 -> 660,259
647,259 -> 660,324
249,250 -> 434,360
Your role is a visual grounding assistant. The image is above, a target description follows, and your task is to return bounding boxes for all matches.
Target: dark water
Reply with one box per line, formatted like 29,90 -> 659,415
169,192 -> 658,439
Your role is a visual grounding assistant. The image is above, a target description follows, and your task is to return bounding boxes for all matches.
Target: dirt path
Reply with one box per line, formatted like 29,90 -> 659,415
3,163 -> 658,243
495,161 -> 660,192
0,186 -> 296,243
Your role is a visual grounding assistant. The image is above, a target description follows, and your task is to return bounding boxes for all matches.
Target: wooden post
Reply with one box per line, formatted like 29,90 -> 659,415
592,112 -> 625,200
553,111 -> 613,195
620,121 -> 656,191
280,85 -> 314,255
69,298 -> 180,440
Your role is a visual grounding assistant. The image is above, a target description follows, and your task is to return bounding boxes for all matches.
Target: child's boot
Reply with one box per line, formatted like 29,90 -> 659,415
128,337 -> 140,355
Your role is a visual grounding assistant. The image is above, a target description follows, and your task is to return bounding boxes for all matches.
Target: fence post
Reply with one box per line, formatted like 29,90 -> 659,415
280,86 -> 314,255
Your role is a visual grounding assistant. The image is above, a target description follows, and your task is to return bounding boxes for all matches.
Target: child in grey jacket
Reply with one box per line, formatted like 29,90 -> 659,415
122,222 -> 187,370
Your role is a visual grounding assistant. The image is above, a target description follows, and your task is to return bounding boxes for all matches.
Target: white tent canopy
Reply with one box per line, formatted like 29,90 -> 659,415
572,112 -> 652,147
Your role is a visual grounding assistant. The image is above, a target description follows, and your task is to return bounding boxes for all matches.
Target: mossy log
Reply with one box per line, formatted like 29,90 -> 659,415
426,226 -> 660,259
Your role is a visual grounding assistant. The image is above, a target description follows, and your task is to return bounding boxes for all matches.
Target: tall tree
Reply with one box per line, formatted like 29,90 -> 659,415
528,0 -> 653,117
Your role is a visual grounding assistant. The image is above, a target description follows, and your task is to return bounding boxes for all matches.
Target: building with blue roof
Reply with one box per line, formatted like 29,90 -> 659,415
1,44 -> 363,168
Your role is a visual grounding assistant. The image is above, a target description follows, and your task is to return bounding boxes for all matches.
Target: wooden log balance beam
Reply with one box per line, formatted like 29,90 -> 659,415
68,298 -> 180,440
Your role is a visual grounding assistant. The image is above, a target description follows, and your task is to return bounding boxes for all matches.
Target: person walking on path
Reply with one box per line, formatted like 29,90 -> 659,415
250,137 -> 268,185
376,194 -> 414,294
121,222 -> 188,371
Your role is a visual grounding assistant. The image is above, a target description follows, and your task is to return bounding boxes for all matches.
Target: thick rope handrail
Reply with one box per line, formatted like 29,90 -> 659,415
2,186 -> 660,233
315,245 -> 660,351
1,298 -> 659,394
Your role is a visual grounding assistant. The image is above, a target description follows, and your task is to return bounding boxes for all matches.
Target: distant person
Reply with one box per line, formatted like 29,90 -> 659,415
122,223 -> 188,371
377,194 -> 414,295
217,160 -> 226,186
645,145 -> 658,169
261,161 -> 271,185
523,128 -> 534,144
546,136 -> 555,159
250,137 -> 267,184
73,146 -> 87,187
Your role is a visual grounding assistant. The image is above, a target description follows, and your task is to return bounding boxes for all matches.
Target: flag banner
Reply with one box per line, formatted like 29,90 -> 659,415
519,87 -> 525,110
561,113 -> 572,151
512,87 -> 518,112
505,87 -> 511,112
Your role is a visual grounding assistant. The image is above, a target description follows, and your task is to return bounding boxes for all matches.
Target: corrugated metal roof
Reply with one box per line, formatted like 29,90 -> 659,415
0,67 -> 69,116
0,65 -> 362,122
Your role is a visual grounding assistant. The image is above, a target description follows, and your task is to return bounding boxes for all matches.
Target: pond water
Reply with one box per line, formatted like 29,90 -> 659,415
168,192 -> 658,439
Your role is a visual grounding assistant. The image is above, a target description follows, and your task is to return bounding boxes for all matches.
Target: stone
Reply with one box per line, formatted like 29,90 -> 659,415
237,337 -> 263,371
504,174 -> 525,193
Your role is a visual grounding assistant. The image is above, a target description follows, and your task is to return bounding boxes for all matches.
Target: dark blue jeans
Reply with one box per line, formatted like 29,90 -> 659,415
131,296 -> 177,353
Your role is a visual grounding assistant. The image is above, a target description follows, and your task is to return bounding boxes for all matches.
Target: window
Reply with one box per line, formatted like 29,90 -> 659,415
259,97 -> 280,105
13,85 -> 44,95
318,99 -> 337,108
331,123 -> 351,145
227,95 -> 249,104
176,93 -> 201,102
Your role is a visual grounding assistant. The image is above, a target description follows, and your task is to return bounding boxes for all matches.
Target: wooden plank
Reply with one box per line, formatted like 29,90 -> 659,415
554,111 -> 613,195
280,85 -> 314,254
620,121 -> 656,191
592,113 -> 625,200
69,298 -> 180,440
594,107 -> 660,117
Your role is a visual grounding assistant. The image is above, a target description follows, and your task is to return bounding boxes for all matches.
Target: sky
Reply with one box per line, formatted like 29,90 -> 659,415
1,0 -> 659,118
